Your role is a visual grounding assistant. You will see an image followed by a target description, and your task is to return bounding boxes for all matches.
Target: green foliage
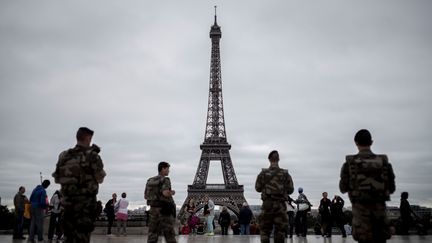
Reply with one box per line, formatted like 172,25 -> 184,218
0,205 -> 14,230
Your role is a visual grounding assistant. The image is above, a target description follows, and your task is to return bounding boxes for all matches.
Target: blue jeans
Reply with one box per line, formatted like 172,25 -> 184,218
206,215 -> 214,233
29,208 -> 45,241
240,224 -> 250,235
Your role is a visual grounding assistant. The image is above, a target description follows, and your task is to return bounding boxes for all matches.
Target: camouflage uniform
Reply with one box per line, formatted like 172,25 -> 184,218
339,148 -> 395,243
147,175 -> 177,243
255,165 -> 294,243
52,144 -> 106,243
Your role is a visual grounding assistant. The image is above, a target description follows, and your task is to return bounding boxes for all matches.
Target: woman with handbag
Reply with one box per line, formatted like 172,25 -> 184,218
295,187 -> 312,237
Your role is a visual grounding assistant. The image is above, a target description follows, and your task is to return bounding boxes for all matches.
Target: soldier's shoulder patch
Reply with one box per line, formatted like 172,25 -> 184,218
346,155 -> 355,162
376,154 -> 388,161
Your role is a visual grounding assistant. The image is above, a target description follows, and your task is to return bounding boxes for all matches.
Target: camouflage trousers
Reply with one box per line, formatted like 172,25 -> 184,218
352,202 -> 391,243
259,200 -> 288,243
62,194 -> 97,243
147,207 -> 177,243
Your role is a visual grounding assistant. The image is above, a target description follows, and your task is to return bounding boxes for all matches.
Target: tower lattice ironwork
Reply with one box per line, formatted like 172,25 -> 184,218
179,7 -> 248,219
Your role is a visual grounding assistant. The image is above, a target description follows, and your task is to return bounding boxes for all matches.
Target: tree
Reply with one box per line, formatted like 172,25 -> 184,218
0,205 -> 14,230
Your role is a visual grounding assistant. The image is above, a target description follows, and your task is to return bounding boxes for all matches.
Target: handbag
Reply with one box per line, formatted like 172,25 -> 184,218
286,202 -> 295,212
298,203 -> 310,211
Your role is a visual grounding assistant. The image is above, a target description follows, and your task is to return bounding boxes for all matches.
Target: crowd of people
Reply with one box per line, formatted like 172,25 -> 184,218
10,127 -> 421,243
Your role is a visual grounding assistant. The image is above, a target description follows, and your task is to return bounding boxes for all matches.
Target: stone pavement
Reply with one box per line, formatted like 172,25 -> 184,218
1,235 -> 431,243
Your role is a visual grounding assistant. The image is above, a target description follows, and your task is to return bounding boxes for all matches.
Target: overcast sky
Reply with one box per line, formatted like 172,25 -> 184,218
1,1 -> 431,211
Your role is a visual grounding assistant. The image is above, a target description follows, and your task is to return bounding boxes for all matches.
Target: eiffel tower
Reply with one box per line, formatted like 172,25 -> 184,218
178,7 -> 248,219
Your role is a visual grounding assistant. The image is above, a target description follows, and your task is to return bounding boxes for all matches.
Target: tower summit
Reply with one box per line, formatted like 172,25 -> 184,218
205,5 -> 225,143
179,8 -> 248,218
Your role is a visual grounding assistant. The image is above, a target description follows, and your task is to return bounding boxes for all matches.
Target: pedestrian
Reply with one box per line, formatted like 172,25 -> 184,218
95,200 -> 103,220
52,127 -> 106,243
399,192 -> 415,235
218,206 -> 231,235
23,197 -> 31,236
48,190 -> 63,241
331,195 -> 347,237
339,129 -> 396,243
104,193 -> 117,236
239,202 -> 253,235
255,150 -> 294,243
29,179 -> 51,243
13,186 -> 26,240
294,187 -> 311,237
145,161 -> 177,243
231,220 -> 240,235
319,192 -> 332,237
186,199 -> 197,234
203,195 -> 215,236
116,192 -> 129,236
286,196 -> 295,238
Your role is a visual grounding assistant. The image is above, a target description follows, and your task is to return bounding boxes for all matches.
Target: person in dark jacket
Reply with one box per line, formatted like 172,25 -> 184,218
331,195 -> 346,237
29,180 -> 50,242
319,192 -> 332,237
104,193 -> 117,236
400,192 -> 415,235
13,186 -> 26,240
239,202 -> 253,235
218,206 -> 231,235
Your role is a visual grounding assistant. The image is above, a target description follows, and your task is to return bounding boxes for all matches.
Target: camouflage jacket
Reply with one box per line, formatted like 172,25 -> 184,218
255,165 -> 294,201
339,148 -> 395,203
52,144 -> 106,196
145,175 -> 174,206
160,176 -> 174,204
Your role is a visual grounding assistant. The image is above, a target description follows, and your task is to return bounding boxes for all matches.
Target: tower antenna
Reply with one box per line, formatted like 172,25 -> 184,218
214,5 -> 217,24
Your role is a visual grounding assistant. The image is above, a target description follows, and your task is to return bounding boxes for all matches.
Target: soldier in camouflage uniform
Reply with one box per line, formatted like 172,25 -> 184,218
145,161 -> 177,243
255,150 -> 294,243
52,127 -> 106,243
339,129 -> 395,243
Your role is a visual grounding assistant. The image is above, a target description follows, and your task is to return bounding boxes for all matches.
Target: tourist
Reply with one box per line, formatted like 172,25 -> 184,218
319,192 -> 332,237
400,192 -> 415,235
218,206 -> 231,235
104,193 -> 117,236
239,202 -> 253,235
116,192 -> 129,236
203,195 -> 215,236
286,196 -> 295,238
48,190 -> 62,241
331,195 -> 346,237
295,187 -> 311,237
29,180 -> 50,242
13,186 -> 26,240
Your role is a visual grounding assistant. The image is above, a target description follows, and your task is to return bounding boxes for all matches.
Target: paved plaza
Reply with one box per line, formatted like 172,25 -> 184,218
1,235 -> 431,243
